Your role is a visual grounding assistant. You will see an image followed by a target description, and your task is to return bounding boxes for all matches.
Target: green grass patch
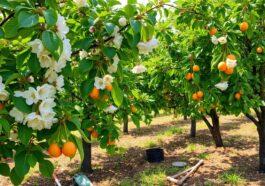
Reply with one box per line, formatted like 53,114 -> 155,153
220,168 -> 246,185
196,152 -> 210,159
143,140 -> 159,148
186,143 -> 196,152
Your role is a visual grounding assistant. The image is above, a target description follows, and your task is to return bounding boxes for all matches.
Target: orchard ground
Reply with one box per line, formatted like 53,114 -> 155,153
1,114 -> 265,186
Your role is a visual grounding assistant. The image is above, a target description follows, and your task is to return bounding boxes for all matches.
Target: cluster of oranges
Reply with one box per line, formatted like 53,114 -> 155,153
87,127 -> 115,145
89,84 -> 112,100
217,54 -> 236,75
185,65 -> 200,81
48,141 -> 77,158
192,91 -> 204,101
234,90 -> 243,100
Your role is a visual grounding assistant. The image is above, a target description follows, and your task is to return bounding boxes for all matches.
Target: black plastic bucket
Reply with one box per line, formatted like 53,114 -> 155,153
146,148 -> 164,163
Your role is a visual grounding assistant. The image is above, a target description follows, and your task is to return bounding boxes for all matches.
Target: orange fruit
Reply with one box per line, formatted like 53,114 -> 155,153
192,65 -> 200,72
91,131 -> 98,138
226,54 -> 236,60
197,91 -> 204,98
225,68 -> 234,75
107,138 -> 116,146
191,73 -> 194,79
62,141 -> 77,157
240,22 -> 249,32
185,73 -> 192,81
90,87 -> 100,100
235,93 -> 241,100
218,62 -> 227,72
131,106 -> 137,113
0,103 -> 4,111
87,127 -> 94,132
48,143 -> 62,158
209,27 -> 217,36
105,84 -> 112,92
192,93 -> 198,101
257,47 -> 263,54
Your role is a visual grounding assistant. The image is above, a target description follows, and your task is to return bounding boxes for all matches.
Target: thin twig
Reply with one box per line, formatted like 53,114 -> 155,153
0,12 -> 15,27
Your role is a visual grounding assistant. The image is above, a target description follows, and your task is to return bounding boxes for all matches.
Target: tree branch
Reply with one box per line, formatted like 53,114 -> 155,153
245,113 -> 259,126
0,12 -> 15,27
201,115 -> 213,130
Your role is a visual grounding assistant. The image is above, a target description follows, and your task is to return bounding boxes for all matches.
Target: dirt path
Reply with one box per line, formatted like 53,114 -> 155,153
1,115 -> 265,186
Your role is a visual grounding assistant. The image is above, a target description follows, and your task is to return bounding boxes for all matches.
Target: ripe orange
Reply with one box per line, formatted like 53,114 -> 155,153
107,138 -> 116,146
0,103 -> 4,111
257,47 -> 263,54
62,141 -> 77,157
225,68 -> 234,75
90,87 -> 100,100
105,84 -> 112,92
209,27 -> 217,36
131,106 -> 137,113
197,91 -> 204,98
192,65 -> 200,72
87,127 -> 94,132
91,131 -> 98,138
235,93 -> 241,100
226,54 -> 236,60
185,73 -> 192,81
240,22 -> 249,32
192,93 -> 198,101
218,62 -> 227,72
191,73 -> 194,79
48,143 -> 62,158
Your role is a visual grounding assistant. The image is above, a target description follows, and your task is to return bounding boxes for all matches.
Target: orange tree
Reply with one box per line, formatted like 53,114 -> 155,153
0,0 -> 173,184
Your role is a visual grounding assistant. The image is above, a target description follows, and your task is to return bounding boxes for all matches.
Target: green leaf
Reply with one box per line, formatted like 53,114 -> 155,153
73,37 -> 94,50
128,0 -> 137,4
18,11 -> 39,28
13,96 -> 32,113
71,117 -> 90,143
131,115 -> 140,128
15,152 -> 30,176
130,20 -> 141,33
28,53 -> 41,74
18,125 -> 33,145
3,19 -> 18,38
10,168 -> 24,186
111,82 -> 124,107
79,59 -> 93,73
71,135 -> 84,162
43,9 -> 57,27
0,0 -> 13,10
42,31 -> 60,53
45,0 -> 59,9
0,119 -> 10,134
16,49 -> 30,68
5,73 -> 20,85
0,163 -> 10,176
27,154 -> 37,167
39,160 -> 54,178
102,47 -> 116,59
105,22 -> 115,35
80,79 -> 94,99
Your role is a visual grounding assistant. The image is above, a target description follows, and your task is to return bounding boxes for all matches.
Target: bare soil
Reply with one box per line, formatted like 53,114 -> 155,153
1,115 -> 265,186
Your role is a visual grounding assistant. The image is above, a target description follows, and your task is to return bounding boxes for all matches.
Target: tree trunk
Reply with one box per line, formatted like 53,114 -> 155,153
190,119 -> 196,138
184,115 -> 187,120
257,123 -> 265,173
81,136 -> 93,173
123,114 -> 129,134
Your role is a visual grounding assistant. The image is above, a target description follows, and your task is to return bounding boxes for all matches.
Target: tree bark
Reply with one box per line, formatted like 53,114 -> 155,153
123,114 -> 129,134
190,119 -> 196,138
184,115 -> 187,120
257,124 -> 265,173
81,135 -> 93,173
202,109 -> 224,147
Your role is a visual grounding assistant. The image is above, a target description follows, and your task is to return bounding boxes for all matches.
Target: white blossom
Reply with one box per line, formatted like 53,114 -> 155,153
111,26 -> 120,36
0,77 -> 9,101
211,35 -> 219,45
118,17 -> 127,27
89,26 -> 96,33
28,39 -> 44,56
226,58 -> 237,68
15,87 -> 39,105
28,76 -> 34,83
9,107 -> 25,123
45,68 -> 58,83
104,105 -> 117,113
38,50 -> 54,68
215,81 -> 229,91
137,38 -> 159,54
218,36 -> 227,45
9,130 -> 18,141
113,33 -> 123,49
107,62 -> 118,73
39,98 -> 56,115
79,50 -> 88,60
56,75 -> 64,92
37,84 -> 56,100
103,74 -> 114,85
73,0 -> 87,8
56,14 -> 69,39
131,64 -> 147,74
25,112 -> 46,130
94,77 -> 106,90
113,54 -> 120,64
59,38 -> 72,62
